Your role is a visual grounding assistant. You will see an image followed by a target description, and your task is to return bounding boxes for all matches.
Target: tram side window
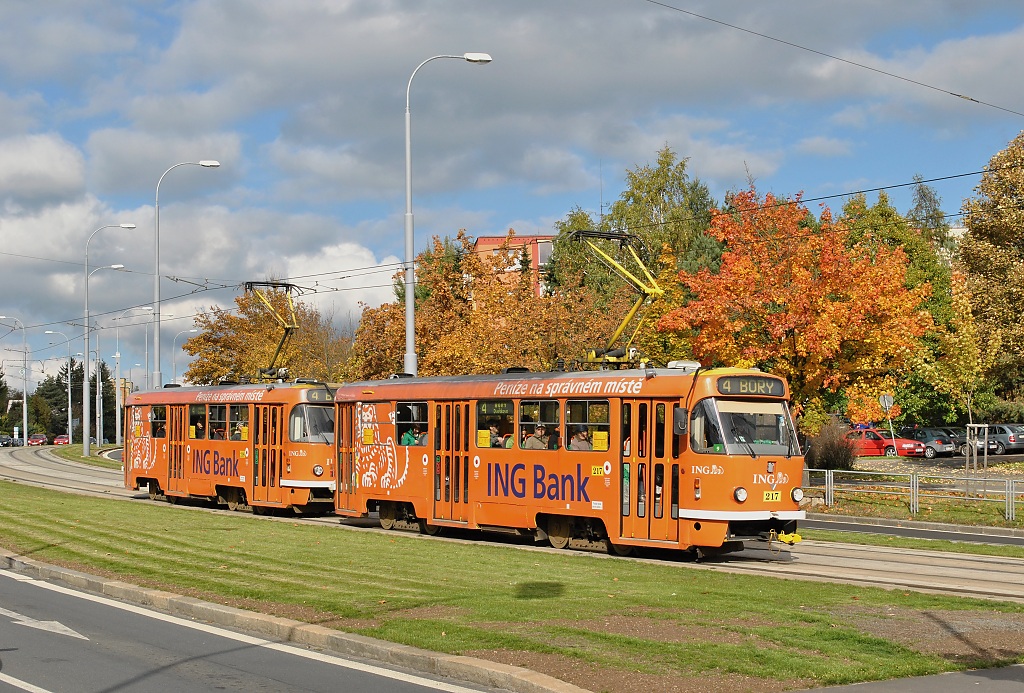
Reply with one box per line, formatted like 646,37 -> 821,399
209,405 -> 227,440
290,404 -> 335,444
565,399 -> 610,451
150,406 -> 167,438
477,400 -> 514,448
654,404 -> 666,459
519,400 -> 560,450
397,401 -> 428,446
189,404 -> 207,439
690,400 -> 724,454
229,405 -> 249,440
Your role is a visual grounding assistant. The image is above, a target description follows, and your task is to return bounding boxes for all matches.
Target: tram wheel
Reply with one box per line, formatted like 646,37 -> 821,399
166,494 -> 180,505
227,489 -> 245,511
147,481 -> 162,501
379,502 -> 397,530
418,519 -> 441,536
607,541 -> 635,557
547,515 -> 571,550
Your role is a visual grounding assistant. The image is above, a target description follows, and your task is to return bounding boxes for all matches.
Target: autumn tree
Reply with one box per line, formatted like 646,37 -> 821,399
183,287 -> 352,384
957,130 -> 1024,399
657,187 -> 933,432
917,272 -> 1001,423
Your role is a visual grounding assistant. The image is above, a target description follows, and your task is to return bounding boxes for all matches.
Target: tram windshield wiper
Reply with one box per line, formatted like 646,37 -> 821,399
731,428 -> 758,459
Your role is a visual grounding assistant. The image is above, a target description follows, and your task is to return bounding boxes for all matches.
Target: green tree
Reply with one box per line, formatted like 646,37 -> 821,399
907,174 -> 952,250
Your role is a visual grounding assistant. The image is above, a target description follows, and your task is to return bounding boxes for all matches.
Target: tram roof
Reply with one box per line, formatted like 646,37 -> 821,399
334,366 -> 790,401
125,381 -> 339,406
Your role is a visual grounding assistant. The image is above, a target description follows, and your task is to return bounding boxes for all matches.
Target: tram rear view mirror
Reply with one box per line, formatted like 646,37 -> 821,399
673,408 -> 688,435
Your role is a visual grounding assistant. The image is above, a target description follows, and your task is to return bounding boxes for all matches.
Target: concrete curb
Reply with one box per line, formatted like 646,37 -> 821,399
0,549 -> 589,693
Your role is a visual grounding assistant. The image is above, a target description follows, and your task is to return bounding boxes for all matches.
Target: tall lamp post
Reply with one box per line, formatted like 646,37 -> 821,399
0,316 -> 28,446
403,52 -> 492,376
44,330 -> 72,445
114,307 -> 152,446
154,160 -> 220,390
84,221 -> 134,457
173,328 -> 198,384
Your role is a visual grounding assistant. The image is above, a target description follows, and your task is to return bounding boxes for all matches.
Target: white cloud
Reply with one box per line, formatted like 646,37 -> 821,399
0,134 -> 85,204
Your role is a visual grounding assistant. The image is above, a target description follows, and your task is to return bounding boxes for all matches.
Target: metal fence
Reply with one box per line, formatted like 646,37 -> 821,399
804,468 -> 1024,521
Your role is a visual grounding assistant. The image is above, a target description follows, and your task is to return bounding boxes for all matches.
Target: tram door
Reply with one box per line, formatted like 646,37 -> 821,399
167,405 -> 188,495
619,400 -> 679,542
336,403 -> 356,512
252,404 -> 284,504
433,402 -> 469,523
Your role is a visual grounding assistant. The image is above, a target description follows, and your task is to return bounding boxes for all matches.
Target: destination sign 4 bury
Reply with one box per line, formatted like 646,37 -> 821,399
716,376 -> 784,396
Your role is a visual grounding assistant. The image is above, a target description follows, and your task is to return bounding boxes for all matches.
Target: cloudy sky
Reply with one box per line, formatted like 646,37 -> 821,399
1,0 -> 1023,391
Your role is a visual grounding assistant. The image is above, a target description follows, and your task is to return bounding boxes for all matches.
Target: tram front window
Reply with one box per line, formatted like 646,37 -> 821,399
690,399 -> 798,456
289,404 -> 335,444
717,400 -> 798,457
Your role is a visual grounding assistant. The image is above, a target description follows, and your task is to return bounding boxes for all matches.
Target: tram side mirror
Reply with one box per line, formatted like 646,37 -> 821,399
673,408 -> 688,436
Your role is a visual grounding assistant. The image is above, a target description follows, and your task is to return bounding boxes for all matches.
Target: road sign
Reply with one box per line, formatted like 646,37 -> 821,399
879,393 -> 894,412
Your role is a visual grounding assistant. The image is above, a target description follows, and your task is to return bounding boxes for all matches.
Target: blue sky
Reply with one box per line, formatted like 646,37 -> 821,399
1,1 -> 1023,390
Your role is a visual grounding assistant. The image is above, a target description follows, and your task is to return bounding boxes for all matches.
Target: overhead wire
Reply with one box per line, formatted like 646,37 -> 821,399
639,0 -> 1024,119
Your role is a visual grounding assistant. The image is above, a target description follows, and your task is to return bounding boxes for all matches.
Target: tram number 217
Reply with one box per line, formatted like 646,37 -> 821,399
763,491 -> 781,502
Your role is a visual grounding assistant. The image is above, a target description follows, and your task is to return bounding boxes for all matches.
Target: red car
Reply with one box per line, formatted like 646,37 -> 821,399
846,428 -> 926,457
27,433 -> 48,446
53,434 -> 70,445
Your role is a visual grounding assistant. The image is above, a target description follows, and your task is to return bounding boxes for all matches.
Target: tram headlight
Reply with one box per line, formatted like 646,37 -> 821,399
313,464 -> 324,477
733,487 -> 748,503
791,487 -> 804,502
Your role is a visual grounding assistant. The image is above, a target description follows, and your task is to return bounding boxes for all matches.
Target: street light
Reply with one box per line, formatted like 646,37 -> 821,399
84,222 -> 134,457
45,330 -> 72,445
114,307 -> 152,446
173,328 -> 198,384
154,160 -> 220,390
0,315 -> 27,446
403,52 -> 492,376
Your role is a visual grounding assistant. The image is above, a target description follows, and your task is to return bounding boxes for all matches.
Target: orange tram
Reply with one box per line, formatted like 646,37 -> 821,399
334,362 -> 805,556
124,382 -> 336,514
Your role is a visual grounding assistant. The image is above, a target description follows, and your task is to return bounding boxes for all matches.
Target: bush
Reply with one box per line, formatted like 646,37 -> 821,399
805,421 -> 856,470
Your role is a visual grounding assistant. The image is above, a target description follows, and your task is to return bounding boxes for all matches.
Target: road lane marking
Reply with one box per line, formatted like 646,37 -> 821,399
0,672 -> 55,693
0,605 -> 89,640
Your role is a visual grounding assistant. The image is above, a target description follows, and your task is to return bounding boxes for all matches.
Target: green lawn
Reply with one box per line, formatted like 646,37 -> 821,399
1,479 -> 1022,690
48,443 -> 121,469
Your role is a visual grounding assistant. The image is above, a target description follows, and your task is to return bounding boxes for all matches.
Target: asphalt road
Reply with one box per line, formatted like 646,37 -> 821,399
0,567 -> 500,693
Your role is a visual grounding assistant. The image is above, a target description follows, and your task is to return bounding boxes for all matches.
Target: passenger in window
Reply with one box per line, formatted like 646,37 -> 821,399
524,424 -> 550,450
401,424 -> 423,446
488,421 -> 503,447
569,427 -> 592,451
193,420 -> 205,439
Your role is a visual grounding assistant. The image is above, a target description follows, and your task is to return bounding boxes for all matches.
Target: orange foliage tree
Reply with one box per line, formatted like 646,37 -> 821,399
657,188 -> 933,431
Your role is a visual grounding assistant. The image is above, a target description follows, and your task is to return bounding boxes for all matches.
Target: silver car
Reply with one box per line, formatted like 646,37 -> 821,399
898,427 -> 956,459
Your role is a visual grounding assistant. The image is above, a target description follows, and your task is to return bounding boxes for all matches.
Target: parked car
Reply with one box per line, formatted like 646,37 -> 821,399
983,424 -> 1024,455
0,434 -> 12,447
27,433 -> 48,446
898,427 -> 957,459
846,428 -> 926,457
53,434 -> 70,445
939,427 -> 999,456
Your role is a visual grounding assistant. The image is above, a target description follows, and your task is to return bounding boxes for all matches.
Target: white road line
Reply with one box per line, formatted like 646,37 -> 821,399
0,570 -> 485,693
0,672 -> 55,693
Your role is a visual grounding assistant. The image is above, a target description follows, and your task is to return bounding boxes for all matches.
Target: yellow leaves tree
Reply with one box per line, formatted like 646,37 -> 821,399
958,129 -> 1024,399
183,287 -> 351,384
657,187 -> 933,431
918,272 -> 1002,423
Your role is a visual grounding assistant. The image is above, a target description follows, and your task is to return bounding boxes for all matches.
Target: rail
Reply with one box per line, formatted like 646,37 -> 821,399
804,468 -> 1024,521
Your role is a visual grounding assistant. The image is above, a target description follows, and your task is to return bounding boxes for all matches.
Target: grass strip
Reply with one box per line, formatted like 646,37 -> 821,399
0,479 -> 1021,688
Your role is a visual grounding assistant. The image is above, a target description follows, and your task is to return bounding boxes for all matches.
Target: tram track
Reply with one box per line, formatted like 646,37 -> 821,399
6,448 -> 1024,604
